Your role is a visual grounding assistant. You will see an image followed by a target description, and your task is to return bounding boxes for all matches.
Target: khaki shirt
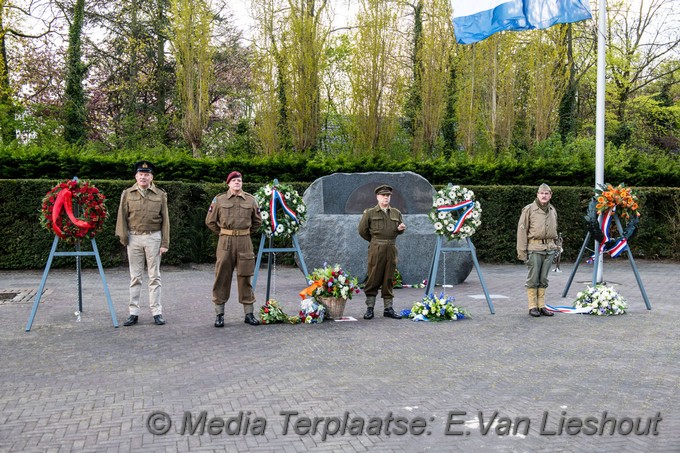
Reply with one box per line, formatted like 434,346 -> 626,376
517,201 -> 558,261
205,191 -> 262,234
358,205 -> 404,242
115,183 -> 170,248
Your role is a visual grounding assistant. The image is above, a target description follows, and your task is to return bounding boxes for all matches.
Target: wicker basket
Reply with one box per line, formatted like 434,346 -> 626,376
318,296 -> 346,319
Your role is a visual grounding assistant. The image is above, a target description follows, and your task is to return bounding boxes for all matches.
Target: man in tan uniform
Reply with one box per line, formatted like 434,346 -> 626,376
358,184 -> 406,320
205,171 -> 263,327
115,161 -> 170,326
517,183 -> 558,317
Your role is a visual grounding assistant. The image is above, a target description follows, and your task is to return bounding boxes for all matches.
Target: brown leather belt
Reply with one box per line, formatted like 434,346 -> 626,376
371,239 -> 395,244
529,239 -> 553,244
220,228 -> 250,236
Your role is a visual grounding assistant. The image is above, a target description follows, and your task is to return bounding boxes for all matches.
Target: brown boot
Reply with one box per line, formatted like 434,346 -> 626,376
537,288 -> 553,316
527,288 -> 539,317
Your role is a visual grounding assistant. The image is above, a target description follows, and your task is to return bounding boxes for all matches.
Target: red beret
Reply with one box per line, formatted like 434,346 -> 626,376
226,171 -> 242,184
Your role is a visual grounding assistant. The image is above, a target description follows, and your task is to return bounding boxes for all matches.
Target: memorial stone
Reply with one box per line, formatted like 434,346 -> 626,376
296,172 -> 473,287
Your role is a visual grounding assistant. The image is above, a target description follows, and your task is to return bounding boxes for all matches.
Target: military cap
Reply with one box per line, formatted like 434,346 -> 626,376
226,171 -> 242,184
374,184 -> 393,195
538,183 -> 552,193
134,161 -> 155,174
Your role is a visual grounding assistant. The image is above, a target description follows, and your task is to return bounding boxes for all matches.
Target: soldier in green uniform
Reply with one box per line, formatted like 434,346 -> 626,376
517,183 -> 558,317
358,184 -> 406,320
205,171 -> 263,328
115,161 -> 170,326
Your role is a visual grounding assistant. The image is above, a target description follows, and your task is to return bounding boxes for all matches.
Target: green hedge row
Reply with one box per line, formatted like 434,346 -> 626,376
2,144 -> 679,186
1,179 -> 678,270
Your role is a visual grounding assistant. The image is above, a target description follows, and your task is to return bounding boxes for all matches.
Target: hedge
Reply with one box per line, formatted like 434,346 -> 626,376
1,179 -> 678,270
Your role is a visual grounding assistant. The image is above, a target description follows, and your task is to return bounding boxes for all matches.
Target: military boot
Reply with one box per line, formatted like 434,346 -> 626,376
537,288 -> 553,316
527,288 -> 540,317
364,296 -> 376,319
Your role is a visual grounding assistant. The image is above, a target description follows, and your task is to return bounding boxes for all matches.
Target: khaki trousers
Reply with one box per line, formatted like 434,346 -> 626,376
363,241 -> 398,303
127,231 -> 163,316
525,250 -> 555,289
212,235 -> 256,312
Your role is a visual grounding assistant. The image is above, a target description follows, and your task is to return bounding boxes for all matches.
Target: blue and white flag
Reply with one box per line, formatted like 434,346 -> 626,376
452,0 -> 592,45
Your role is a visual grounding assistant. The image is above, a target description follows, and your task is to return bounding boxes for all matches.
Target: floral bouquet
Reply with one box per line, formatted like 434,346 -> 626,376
403,292 -> 472,321
299,298 -> 325,324
253,181 -> 307,239
429,184 -> 482,241
304,263 -> 361,301
573,284 -> 628,316
259,299 -> 300,324
595,183 -> 640,220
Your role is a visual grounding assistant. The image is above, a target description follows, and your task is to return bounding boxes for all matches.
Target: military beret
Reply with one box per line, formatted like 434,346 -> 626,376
227,171 -> 242,184
134,161 -> 155,174
374,184 -> 393,195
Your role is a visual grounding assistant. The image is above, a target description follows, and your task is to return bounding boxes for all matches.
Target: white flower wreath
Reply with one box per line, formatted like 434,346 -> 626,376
254,182 -> 307,238
429,184 -> 482,241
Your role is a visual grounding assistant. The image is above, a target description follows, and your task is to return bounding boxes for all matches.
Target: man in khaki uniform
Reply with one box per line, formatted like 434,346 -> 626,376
205,171 -> 263,327
517,183 -> 558,317
358,184 -> 406,320
115,161 -> 170,326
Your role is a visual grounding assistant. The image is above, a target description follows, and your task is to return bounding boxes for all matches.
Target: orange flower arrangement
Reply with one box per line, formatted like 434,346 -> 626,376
595,183 -> 640,220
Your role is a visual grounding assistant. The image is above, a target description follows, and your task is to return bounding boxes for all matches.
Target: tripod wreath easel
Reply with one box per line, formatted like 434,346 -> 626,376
425,236 -> 495,314
562,197 -> 651,310
251,179 -> 309,302
26,177 -> 117,331
26,236 -> 118,331
425,183 -> 494,314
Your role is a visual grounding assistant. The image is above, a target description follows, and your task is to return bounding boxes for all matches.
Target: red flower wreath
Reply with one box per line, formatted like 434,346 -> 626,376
40,179 -> 108,243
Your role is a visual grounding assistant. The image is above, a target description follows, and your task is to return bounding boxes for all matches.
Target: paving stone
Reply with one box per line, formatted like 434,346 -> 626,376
0,260 -> 677,451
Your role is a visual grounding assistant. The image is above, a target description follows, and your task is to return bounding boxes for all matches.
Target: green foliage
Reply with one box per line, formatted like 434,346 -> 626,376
63,0 -> 87,145
2,140 -> 679,187
1,180 -> 678,269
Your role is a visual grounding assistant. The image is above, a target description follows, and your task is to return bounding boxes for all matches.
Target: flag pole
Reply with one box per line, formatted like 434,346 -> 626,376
594,0 -> 606,283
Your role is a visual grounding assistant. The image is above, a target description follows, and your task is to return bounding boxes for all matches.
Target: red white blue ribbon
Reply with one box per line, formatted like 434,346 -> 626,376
588,206 -> 628,262
270,188 -> 299,233
545,305 -> 592,314
436,200 -> 475,234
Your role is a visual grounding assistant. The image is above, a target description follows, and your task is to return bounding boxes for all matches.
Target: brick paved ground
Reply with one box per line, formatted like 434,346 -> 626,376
0,258 -> 678,452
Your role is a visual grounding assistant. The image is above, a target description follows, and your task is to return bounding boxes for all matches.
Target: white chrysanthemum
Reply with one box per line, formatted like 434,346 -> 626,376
276,224 -> 284,233
446,224 -> 455,231
438,212 -> 446,219
434,222 -> 443,230
436,198 -> 445,206
261,211 -> 269,219
264,187 -> 272,196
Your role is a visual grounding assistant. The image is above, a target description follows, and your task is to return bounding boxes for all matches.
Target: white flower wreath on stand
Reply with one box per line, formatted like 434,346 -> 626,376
429,184 -> 482,241
253,181 -> 307,239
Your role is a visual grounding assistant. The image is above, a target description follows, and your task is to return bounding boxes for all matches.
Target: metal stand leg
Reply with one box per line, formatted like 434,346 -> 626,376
562,232 -> 591,297
426,236 -> 494,314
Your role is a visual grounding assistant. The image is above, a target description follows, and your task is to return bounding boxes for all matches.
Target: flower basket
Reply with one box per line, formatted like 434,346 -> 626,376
318,296 -> 346,319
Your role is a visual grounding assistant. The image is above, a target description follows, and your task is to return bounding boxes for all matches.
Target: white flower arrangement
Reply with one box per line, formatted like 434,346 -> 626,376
429,184 -> 482,241
573,284 -> 628,316
254,182 -> 307,239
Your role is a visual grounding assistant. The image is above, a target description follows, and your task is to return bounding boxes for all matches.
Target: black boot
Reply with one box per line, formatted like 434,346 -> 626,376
244,313 -> 260,325
539,307 -> 554,317
214,314 -> 224,328
383,307 -> 402,319
123,315 -> 138,326
363,307 -> 374,320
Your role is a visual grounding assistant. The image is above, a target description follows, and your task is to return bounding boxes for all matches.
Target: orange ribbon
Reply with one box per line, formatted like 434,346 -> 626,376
299,279 -> 324,300
51,188 -> 92,238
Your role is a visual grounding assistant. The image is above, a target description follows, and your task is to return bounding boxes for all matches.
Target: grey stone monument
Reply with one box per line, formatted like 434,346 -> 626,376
296,172 -> 473,287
